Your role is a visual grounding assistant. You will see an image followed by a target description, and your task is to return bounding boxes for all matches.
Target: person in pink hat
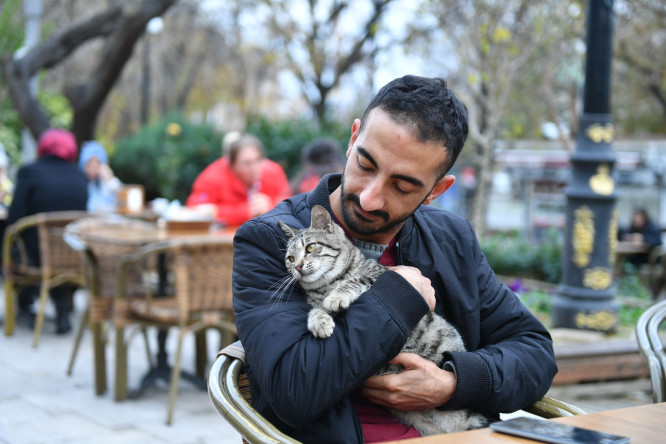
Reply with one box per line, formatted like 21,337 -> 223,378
8,128 -> 88,334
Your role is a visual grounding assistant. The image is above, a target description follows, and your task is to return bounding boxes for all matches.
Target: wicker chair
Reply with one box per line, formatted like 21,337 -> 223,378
636,299 -> 666,403
209,341 -> 586,444
115,235 -> 236,425
3,210 -> 89,347
63,215 -> 159,396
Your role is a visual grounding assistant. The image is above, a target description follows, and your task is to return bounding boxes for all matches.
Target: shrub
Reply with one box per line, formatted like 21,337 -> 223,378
110,113 -> 221,203
246,115 -> 349,178
481,229 -> 562,283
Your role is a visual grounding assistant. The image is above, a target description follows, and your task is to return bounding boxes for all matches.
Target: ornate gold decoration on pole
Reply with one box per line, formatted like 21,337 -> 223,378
552,0 -> 619,333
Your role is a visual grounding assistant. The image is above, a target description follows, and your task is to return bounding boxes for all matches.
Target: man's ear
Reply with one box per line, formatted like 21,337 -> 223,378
423,175 -> 455,205
346,119 -> 361,158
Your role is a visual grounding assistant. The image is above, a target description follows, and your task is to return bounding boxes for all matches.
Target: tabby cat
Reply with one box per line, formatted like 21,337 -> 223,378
278,205 -> 490,436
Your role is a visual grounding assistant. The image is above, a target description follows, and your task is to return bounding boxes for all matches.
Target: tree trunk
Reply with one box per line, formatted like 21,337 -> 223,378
470,140 -> 493,239
1,0 -> 176,147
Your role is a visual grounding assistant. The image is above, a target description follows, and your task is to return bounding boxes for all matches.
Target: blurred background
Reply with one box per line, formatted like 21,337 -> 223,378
1,0 -> 665,334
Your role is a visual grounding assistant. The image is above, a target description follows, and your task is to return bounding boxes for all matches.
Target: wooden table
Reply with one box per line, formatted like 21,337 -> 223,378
390,402 -> 665,443
67,217 -> 235,396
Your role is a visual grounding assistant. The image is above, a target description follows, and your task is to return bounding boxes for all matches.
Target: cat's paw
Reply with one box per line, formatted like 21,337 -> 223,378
322,290 -> 352,313
308,308 -> 335,338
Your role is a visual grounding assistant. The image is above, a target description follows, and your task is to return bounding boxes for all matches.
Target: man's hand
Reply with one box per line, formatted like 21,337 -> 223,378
249,192 -> 272,216
388,265 -> 436,311
362,353 -> 456,411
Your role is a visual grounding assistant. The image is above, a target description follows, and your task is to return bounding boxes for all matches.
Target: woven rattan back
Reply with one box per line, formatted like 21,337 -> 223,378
66,216 -> 159,322
36,211 -> 89,277
171,238 -> 234,317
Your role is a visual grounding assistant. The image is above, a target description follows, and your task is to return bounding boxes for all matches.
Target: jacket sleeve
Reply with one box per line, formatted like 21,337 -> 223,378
232,216 -> 429,428
442,221 -> 557,415
7,166 -> 31,224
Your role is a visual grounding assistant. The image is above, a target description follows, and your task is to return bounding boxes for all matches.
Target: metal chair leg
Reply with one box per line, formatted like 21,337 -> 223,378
67,306 -> 89,375
166,330 -> 185,425
32,281 -> 50,348
4,278 -> 15,336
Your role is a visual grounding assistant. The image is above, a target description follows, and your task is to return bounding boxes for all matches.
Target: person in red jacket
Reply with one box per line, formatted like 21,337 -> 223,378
186,134 -> 290,227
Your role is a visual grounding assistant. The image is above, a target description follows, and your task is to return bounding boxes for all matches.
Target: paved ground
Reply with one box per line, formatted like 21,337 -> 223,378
0,290 -> 241,444
0,290 -> 654,444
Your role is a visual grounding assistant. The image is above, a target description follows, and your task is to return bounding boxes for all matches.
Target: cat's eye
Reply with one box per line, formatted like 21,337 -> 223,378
287,255 -> 295,262
306,243 -> 316,253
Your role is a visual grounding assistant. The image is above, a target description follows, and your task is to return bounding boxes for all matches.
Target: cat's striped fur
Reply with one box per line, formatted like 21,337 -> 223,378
278,205 -> 490,436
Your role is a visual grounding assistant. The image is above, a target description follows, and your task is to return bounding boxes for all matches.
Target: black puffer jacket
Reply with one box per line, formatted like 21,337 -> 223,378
233,174 -> 557,443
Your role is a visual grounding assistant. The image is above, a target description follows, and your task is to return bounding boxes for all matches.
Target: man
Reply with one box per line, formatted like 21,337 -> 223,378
186,134 -> 290,227
233,76 -> 557,443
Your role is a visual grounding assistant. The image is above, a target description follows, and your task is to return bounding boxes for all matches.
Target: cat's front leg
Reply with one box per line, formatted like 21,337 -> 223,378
308,307 -> 336,338
323,282 -> 368,313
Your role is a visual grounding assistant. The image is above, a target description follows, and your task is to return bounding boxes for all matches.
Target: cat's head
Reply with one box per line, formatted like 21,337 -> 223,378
278,205 -> 351,288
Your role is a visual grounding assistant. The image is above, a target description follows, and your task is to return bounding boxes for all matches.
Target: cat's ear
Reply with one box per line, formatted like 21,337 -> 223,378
310,205 -> 335,232
278,220 -> 300,239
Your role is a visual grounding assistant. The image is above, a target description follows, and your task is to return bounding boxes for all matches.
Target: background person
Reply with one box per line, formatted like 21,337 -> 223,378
232,76 -> 556,442
186,134 -> 290,227
8,128 -> 88,334
79,140 -> 122,213
619,208 -> 662,266
289,137 -> 346,195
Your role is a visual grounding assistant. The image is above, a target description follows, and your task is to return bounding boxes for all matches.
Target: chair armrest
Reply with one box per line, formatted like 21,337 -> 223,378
524,396 -> 586,418
208,353 -> 301,444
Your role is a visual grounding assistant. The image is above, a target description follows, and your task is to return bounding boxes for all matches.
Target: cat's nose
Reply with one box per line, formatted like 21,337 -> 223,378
295,263 -> 303,272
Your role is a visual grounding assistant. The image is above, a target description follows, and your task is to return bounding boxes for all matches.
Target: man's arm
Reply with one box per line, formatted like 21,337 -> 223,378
232,215 -> 429,428
443,223 -> 557,414
359,218 -> 556,416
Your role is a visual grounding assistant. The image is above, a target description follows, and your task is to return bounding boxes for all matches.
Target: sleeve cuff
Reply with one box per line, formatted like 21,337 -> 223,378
438,351 -> 493,412
368,271 -> 430,336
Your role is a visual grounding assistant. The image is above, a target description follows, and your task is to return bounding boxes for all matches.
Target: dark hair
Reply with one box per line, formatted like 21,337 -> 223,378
360,75 -> 469,178
228,134 -> 265,165
301,138 -> 345,173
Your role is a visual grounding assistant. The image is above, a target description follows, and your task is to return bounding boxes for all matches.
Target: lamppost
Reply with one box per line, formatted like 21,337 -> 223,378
140,17 -> 164,125
552,0 -> 619,333
20,0 -> 43,163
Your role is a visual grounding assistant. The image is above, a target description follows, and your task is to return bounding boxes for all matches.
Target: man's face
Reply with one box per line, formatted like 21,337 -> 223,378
337,109 -> 455,242
231,145 -> 263,188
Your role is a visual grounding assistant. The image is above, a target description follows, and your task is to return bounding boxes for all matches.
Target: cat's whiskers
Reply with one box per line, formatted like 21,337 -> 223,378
268,273 -> 298,310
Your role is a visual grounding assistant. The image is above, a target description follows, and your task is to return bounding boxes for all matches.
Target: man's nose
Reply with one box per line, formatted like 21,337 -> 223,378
359,179 -> 385,212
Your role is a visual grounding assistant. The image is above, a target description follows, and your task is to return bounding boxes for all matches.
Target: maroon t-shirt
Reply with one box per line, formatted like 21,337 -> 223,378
354,236 -> 421,441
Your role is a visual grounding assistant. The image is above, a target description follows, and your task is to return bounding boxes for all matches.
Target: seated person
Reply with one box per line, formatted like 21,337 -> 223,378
79,140 -> 122,213
289,137 -> 345,195
232,76 -> 556,443
8,128 -> 88,334
619,208 -> 662,266
186,134 -> 290,227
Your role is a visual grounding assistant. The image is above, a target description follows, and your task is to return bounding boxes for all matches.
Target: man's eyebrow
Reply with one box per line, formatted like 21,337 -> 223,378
357,146 -> 378,168
357,146 -> 425,188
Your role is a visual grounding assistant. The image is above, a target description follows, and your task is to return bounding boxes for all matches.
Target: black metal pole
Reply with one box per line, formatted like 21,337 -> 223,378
552,0 -> 619,333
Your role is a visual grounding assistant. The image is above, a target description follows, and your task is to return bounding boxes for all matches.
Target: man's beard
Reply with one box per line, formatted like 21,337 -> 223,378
339,174 -> 425,237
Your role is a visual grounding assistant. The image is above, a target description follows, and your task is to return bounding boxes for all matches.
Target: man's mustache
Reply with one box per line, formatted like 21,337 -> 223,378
346,193 -> 389,221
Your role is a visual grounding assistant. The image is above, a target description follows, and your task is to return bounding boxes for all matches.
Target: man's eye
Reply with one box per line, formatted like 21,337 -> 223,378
306,243 -> 316,253
358,159 -> 372,172
394,184 -> 410,195
288,255 -> 295,262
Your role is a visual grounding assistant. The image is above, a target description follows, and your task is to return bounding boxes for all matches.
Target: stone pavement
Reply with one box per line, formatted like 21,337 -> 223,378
0,290 -> 654,444
0,290 -> 241,444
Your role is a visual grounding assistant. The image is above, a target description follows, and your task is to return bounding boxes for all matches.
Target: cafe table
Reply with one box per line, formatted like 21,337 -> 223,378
388,402 -> 665,444
65,216 -> 235,397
